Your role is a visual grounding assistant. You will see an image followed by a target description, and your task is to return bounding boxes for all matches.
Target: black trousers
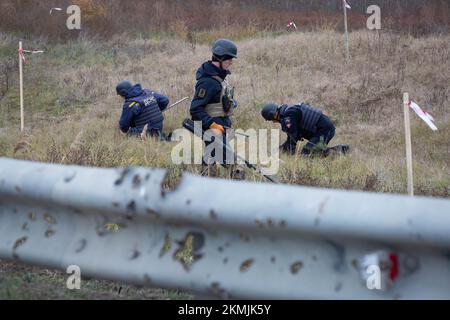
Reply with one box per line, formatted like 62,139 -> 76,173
203,135 -> 234,166
302,114 -> 335,155
202,116 -> 234,166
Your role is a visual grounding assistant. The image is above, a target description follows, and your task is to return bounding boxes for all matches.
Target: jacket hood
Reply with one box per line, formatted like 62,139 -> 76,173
125,84 -> 143,99
195,61 -> 229,81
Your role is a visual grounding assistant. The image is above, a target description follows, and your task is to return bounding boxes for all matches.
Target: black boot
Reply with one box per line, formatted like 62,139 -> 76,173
326,145 -> 350,156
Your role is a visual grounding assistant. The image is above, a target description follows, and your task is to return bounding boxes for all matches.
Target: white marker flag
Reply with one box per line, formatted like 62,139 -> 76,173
343,0 -> 351,9
409,100 -> 438,131
50,8 -> 63,14
287,21 -> 297,29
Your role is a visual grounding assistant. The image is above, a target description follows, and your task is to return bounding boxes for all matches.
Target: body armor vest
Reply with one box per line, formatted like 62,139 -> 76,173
204,76 -> 236,117
280,103 -> 322,133
126,89 -> 164,132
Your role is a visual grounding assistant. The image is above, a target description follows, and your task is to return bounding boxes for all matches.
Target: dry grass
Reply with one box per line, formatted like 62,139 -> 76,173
0,259 -> 191,299
0,29 -> 449,197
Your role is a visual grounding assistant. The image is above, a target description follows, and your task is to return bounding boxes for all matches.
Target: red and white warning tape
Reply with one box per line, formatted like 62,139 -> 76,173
19,48 -> 44,65
286,21 -> 297,29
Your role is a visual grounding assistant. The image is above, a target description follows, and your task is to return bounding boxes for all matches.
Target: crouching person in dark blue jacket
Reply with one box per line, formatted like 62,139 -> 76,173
261,102 -> 349,156
116,80 -> 169,139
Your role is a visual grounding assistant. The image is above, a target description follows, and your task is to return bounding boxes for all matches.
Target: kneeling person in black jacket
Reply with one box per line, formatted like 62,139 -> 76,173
261,102 -> 348,156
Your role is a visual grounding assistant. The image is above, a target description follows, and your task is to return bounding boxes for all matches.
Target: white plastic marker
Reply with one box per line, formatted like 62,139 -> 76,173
408,100 -> 438,131
403,93 -> 414,196
18,42 -> 44,132
50,8 -> 63,15
344,0 -> 351,9
342,0 -> 350,60
286,21 -> 297,30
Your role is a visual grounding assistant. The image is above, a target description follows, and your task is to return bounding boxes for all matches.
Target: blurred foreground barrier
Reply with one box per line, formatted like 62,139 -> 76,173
0,157 -> 449,299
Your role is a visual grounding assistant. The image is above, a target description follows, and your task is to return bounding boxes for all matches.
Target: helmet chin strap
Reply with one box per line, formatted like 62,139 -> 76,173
275,106 -> 283,121
213,54 -> 225,70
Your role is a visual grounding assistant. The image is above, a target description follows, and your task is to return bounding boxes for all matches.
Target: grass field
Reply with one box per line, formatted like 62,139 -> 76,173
0,29 -> 448,298
0,259 -> 192,299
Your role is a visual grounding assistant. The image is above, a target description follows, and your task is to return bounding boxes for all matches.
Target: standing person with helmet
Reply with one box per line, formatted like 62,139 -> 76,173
190,39 -> 242,177
261,102 -> 349,156
116,80 -> 169,139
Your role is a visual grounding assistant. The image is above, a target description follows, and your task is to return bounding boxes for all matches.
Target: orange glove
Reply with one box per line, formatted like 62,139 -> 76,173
210,122 -> 225,135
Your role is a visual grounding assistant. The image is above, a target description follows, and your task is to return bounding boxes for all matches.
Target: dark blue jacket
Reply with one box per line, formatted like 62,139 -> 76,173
119,84 -> 169,135
190,61 -> 232,131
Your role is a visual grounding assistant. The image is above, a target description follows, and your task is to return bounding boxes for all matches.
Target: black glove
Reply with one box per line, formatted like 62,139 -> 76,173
280,141 -> 296,155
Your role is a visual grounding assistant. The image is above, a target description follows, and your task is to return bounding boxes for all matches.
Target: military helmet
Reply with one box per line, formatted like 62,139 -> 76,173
116,80 -> 132,97
261,103 -> 280,121
212,39 -> 237,60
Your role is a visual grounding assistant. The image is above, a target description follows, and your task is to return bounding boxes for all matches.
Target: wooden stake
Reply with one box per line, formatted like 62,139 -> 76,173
403,93 -> 414,196
19,41 -> 24,132
343,3 -> 350,60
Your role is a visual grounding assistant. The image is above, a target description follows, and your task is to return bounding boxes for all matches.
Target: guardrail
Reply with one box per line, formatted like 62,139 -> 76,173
0,157 -> 449,299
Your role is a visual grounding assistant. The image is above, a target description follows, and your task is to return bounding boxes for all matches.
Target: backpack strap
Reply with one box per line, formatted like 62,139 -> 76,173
211,75 -> 223,84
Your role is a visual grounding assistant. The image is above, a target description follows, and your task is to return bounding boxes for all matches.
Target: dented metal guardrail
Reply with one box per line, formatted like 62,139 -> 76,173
0,157 -> 449,299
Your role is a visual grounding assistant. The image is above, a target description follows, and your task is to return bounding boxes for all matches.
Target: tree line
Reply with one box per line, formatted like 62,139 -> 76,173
0,0 -> 448,39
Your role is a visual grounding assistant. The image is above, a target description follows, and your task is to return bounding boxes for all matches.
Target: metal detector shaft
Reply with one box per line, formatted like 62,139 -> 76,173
182,119 -> 277,183
223,126 -> 250,138
164,96 -> 189,112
